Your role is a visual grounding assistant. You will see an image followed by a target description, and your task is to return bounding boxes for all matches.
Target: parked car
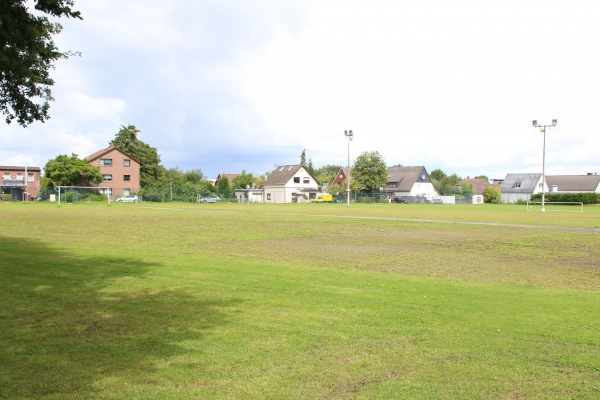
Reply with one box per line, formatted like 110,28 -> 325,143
425,198 -> 443,204
394,197 -> 407,203
116,195 -> 138,203
198,195 -> 221,203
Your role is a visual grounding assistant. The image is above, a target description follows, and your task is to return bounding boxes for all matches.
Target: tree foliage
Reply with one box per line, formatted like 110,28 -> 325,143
314,164 -> 343,191
430,169 -> 463,195
351,151 -> 387,193
1,0 -> 81,126
110,125 -> 164,188
483,186 -> 502,204
217,176 -> 230,191
43,153 -> 102,186
232,170 -> 255,189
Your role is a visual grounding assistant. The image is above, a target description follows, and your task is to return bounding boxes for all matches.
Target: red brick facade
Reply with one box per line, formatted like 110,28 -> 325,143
0,166 -> 42,200
87,146 -> 142,199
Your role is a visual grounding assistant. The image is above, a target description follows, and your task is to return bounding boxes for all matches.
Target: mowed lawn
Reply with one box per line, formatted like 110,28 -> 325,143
1,202 -> 599,399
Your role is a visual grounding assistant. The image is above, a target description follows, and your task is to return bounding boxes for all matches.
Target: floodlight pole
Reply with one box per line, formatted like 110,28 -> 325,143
532,119 -> 557,212
344,130 -> 353,207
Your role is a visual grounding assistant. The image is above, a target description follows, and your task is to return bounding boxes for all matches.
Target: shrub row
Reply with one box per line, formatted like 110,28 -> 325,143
530,192 -> 600,204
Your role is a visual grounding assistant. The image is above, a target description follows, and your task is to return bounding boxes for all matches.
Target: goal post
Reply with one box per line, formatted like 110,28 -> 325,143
526,201 -> 584,212
56,186 -> 111,206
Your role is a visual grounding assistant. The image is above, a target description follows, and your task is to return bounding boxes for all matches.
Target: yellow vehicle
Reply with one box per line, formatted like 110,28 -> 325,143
314,193 -> 333,203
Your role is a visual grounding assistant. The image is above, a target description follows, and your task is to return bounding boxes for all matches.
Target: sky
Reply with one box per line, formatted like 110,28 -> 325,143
2,0 -> 600,180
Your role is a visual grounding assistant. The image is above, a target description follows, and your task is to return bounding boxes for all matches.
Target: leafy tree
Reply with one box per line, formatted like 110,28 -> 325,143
307,158 -> 315,176
483,186 -> 502,204
110,124 -> 164,188
430,169 -> 447,182
232,170 -> 255,189
459,182 -> 474,196
314,164 -> 343,191
44,153 -> 102,186
352,151 -> 387,193
184,169 -> 205,184
300,149 -> 306,166
430,169 -> 462,195
475,175 -> 489,183
1,0 -> 81,126
217,176 -> 230,191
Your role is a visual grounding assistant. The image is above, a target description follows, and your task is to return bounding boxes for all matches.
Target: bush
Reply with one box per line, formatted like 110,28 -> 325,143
483,186 -> 502,204
530,192 -> 600,205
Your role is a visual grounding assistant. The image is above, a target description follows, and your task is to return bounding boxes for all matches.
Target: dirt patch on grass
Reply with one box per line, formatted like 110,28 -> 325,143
214,222 -> 600,291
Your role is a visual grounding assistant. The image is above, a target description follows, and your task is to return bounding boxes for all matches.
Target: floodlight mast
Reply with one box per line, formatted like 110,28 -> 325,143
532,119 -> 557,212
344,130 -> 353,207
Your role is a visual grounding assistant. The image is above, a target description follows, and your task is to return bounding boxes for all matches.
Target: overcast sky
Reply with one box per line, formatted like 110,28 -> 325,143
2,0 -> 599,180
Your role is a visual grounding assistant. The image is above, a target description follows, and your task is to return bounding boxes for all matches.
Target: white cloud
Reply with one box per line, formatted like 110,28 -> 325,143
2,0 -> 599,179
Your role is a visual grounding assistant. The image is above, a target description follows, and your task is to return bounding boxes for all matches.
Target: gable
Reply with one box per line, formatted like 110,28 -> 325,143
264,165 -> 319,187
87,145 -> 143,166
387,166 -> 431,191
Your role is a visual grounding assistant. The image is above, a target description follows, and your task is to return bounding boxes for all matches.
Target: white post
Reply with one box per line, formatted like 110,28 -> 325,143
345,130 -> 353,207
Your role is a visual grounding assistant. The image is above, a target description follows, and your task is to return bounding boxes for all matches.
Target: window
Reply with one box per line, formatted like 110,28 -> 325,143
124,175 -> 131,182
3,173 -> 10,180
103,174 -> 112,181
293,177 -> 300,183
267,193 -> 272,200
303,177 -> 310,184
16,173 -> 23,180
100,158 -> 112,166
124,189 -> 130,196
123,159 -> 130,167
28,173 -> 34,182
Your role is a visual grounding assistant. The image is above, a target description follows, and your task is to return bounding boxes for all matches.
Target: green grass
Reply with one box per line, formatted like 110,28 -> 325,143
1,202 -> 599,399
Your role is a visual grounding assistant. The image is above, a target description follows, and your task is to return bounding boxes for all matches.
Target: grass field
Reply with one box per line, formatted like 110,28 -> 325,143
1,201 -> 599,399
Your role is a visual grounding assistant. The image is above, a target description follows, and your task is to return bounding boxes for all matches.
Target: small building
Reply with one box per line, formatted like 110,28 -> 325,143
500,173 -> 545,203
87,145 -> 142,199
546,174 -> 600,194
383,166 -> 438,200
263,164 -> 320,203
0,166 -> 42,201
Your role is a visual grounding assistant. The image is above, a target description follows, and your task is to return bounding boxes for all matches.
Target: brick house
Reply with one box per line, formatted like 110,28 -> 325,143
0,166 -> 42,201
87,145 -> 142,199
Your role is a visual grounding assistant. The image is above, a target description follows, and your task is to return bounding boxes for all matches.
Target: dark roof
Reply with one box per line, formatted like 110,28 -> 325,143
501,173 -> 542,193
387,166 -> 430,191
546,175 -> 600,192
87,145 -> 143,165
0,166 -> 41,171
264,165 -> 319,186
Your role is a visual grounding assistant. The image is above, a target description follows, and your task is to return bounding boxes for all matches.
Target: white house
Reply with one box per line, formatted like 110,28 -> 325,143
384,166 -> 438,199
501,173 -> 546,203
262,165 -> 320,203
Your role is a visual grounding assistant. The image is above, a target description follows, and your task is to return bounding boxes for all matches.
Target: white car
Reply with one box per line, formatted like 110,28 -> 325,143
116,195 -> 138,203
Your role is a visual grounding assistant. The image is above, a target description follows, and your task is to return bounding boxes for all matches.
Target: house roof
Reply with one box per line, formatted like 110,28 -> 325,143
458,178 -> 500,195
546,175 -> 600,192
0,166 -> 42,172
87,145 -> 143,165
387,166 -> 430,192
264,164 -> 319,186
500,173 -> 542,193
216,173 -> 240,183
